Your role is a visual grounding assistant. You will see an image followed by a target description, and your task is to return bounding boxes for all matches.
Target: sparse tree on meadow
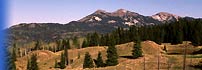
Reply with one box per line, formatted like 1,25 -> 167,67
60,52 -> 66,69
95,51 -> 105,67
54,59 -> 59,68
27,54 -> 38,70
132,36 -> 143,59
106,45 -> 118,66
83,52 -> 94,68
64,39 -> 69,65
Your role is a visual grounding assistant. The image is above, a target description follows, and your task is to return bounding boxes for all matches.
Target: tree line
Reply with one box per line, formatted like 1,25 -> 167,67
84,18 -> 202,47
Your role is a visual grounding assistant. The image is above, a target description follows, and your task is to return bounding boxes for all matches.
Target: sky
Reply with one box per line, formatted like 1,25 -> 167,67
8,0 -> 202,28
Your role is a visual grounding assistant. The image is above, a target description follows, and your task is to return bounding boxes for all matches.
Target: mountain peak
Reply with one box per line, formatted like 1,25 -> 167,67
152,12 -> 180,22
94,9 -> 107,14
112,9 -> 139,17
115,9 -> 128,13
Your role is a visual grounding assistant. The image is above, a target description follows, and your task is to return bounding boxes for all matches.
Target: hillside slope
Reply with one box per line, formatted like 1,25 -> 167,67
15,41 -> 169,70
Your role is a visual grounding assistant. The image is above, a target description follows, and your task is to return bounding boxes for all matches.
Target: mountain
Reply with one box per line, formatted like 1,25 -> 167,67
151,12 -> 180,22
7,9 -> 183,45
78,9 -> 164,26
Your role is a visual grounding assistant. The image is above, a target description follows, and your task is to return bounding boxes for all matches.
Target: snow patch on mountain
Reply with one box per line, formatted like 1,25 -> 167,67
108,20 -> 116,23
124,22 -> 134,26
133,19 -> 139,23
94,16 -> 102,21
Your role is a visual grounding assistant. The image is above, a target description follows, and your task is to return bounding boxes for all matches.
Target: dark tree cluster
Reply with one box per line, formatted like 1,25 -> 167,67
54,52 -> 68,69
84,18 -> 202,47
54,39 -> 70,69
83,45 -> 119,69
47,39 -> 70,52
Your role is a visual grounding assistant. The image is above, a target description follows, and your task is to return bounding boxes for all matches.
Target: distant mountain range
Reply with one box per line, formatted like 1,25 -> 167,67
7,9 -> 195,45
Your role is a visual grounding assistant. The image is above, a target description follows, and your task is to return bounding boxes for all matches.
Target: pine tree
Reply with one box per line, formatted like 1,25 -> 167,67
54,59 -> 59,68
82,39 -> 88,48
12,44 -> 17,61
73,36 -> 80,48
31,54 -> 38,70
26,58 -> 31,70
83,52 -> 94,68
34,40 -> 41,50
100,34 -> 106,46
106,45 -> 118,66
96,51 -> 104,67
66,39 -> 70,49
132,37 -> 143,59
87,32 -> 100,46
7,49 -> 16,70
64,40 -> 69,65
27,54 -> 38,70
56,40 -> 62,51
60,52 -> 66,69
8,58 -> 16,70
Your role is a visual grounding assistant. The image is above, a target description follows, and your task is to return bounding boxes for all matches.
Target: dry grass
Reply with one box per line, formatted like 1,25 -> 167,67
16,41 -> 202,70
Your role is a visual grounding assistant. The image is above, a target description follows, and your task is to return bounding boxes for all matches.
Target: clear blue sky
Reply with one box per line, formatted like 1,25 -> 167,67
8,0 -> 202,28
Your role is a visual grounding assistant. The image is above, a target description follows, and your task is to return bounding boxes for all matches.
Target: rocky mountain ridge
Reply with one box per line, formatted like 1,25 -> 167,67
8,9 -> 184,45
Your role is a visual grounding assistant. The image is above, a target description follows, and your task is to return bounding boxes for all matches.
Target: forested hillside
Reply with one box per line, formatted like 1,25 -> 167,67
85,18 -> 202,46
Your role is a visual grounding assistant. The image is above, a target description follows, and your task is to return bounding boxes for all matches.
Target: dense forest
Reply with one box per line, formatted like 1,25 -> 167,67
85,18 -> 202,47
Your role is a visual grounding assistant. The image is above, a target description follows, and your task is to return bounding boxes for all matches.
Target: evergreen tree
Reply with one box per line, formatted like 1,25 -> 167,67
106,45 -> 118,66
31,54 -> 38,70
87,32 -> 100,46
8,57 -> 16,70
132,36 -> 143,59
34,40 -> 41,50
83,52 -> 94,68
54,59 -> 59,68
64,40 -> 69,65
12,43 -> 17,61
56,40 -> 62,52
7,49 -> 16,70
26,58 -> 31,70
73,36 -> 80,48
82,39 -> 88,48
60,52 -> 66,69
65,39 -> 71,49
95,51 -> 104,67
27,54 -> 38,70
100,34 -> 106,46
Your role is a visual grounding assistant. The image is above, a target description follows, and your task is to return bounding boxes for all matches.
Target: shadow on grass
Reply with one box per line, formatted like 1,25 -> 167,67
120,56 -> 135,59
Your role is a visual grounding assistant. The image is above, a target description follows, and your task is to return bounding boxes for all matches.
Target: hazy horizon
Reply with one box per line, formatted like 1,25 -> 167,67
9,0 -> 202,28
